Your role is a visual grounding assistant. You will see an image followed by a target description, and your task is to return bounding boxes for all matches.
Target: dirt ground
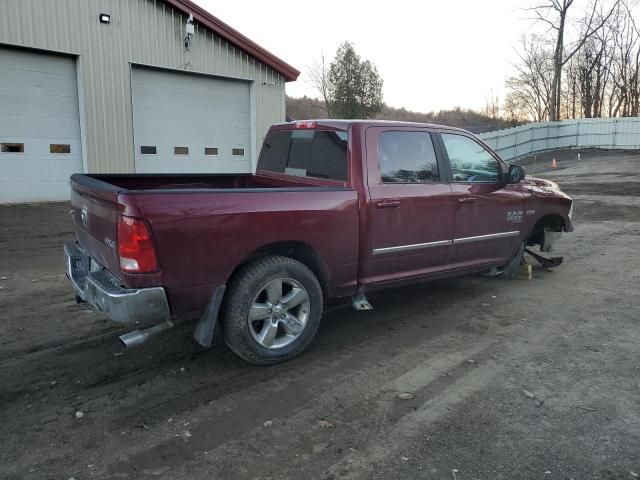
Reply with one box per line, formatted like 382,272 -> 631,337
1,149 -> 639,480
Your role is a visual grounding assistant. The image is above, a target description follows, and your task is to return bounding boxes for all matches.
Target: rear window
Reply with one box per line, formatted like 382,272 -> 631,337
258,129 -> 348,181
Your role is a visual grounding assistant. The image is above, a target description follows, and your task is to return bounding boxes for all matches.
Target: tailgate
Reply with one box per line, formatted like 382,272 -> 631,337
70,175 -> 122,277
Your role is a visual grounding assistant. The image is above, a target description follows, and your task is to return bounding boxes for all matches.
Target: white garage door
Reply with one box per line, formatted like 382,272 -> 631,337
131,67 -> 252,174
0,47 -> 82,203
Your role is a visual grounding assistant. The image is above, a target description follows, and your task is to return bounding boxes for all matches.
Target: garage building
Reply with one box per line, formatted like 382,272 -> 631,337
0,0 -> 299,203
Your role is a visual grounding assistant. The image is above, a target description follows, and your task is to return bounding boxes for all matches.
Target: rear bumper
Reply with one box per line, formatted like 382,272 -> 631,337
64,242 -> 170,325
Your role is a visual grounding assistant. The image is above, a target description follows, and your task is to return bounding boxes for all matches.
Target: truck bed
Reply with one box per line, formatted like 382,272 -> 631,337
72,173 -> 344,194
69,172 -> 359,316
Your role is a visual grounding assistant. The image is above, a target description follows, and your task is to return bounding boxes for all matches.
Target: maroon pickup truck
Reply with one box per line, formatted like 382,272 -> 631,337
65,120 -> 573,364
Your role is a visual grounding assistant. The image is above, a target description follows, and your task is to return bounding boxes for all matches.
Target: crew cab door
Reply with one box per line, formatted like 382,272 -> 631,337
360,127 -> 454,286
436,132 -> 525,268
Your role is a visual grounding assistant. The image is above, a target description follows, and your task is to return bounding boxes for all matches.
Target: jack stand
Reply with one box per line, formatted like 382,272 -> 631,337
482,267 -> 502,277
352,288 -> 373,311
525,248 -> 564,268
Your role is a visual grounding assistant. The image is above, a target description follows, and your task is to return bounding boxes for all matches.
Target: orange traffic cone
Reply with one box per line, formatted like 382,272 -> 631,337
551,158 -> 558,169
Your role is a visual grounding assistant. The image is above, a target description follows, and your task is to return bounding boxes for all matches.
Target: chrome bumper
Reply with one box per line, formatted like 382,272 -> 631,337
64,242 -> 170,325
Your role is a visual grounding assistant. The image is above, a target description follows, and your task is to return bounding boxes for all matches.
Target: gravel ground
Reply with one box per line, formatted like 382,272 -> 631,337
0,149 -> 639,480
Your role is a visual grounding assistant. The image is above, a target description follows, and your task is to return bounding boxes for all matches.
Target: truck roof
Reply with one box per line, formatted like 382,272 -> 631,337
274,119 -> 470,133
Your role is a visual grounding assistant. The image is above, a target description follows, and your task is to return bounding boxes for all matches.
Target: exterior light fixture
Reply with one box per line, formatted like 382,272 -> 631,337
184,14 -> 195,50
99,13 -> 111,24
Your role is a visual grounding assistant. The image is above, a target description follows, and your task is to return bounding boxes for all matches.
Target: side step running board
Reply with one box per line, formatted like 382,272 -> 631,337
352,289 -> 373,311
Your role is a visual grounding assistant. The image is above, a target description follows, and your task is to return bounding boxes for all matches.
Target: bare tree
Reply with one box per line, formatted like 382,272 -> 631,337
505,36 -> 555,121
564,57 -> 580,118
576,33 -> 610,117
529,0 -> 621,120
626,1 -> 640,116
509,0 -> 639,120
608,2 -> 640,116
503,93 -> 527,121
308,54 -> 331,116
483,90 -> 501,118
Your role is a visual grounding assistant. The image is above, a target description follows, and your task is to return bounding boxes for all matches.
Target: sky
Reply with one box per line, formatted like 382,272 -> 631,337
191,1 -> 557,113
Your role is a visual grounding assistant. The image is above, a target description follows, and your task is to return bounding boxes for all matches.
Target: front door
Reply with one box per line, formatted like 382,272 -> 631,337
437,132 -> 525,269
360,127 -> 455,286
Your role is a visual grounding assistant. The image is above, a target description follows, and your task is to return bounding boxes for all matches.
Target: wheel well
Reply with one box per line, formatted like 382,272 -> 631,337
232,242 -> 331,296
527,214 -> 564,246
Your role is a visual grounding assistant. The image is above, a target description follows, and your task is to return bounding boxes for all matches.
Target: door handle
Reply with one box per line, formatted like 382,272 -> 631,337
458,196 -> 477,204
376,200 -> 400,209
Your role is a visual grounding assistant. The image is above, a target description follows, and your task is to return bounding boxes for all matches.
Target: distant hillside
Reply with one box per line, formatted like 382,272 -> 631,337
285,96 -> 329,121
286,96 -> 519,134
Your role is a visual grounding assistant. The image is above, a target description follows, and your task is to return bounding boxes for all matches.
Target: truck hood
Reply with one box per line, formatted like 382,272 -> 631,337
522,176 -> 572,200
522,176 -> 560,190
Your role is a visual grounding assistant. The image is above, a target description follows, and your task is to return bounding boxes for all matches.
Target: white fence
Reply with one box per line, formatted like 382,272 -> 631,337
478,117 -> 640,163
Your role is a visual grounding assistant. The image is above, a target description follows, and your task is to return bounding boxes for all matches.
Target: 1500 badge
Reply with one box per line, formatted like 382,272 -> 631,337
507,210 -> 524,223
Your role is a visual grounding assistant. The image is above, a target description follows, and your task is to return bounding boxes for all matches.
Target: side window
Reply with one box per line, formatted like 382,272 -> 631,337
378,131 -> 440,183
441,133 -> 501,183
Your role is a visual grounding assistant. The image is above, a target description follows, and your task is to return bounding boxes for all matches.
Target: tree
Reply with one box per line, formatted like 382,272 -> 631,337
529,0 -> 621,120
508,0 -> 640,120
311,42 -> 383,119
505,36 -> 555,121
308,54 -> 331,116
576,34 -> 610,117
608,2 -> 640,116
483,89 -> 501,118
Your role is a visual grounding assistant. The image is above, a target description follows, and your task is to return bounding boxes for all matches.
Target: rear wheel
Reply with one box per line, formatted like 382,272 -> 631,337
222,256 -> 323,365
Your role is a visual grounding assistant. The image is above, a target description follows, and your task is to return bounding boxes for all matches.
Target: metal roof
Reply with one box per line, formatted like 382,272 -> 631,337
163,0 -> 300,82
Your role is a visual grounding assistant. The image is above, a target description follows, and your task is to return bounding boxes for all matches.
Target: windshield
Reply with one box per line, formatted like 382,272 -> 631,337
258,129 -> 348,182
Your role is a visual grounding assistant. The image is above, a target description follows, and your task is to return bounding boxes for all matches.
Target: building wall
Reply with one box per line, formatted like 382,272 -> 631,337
0,0 -> 286,173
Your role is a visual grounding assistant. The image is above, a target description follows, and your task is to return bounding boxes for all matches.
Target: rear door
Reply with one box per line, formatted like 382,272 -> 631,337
436,132 -> 525,268
360,127 -> 454,286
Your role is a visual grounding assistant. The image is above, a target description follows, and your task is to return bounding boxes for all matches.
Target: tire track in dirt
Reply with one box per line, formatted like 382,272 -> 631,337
98,332 -> 502,479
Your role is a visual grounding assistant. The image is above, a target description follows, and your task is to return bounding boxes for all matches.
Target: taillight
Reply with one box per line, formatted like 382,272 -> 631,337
117,215 -> 158,273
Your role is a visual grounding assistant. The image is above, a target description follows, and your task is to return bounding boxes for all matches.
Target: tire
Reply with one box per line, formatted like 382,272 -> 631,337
222,255 -> 323,365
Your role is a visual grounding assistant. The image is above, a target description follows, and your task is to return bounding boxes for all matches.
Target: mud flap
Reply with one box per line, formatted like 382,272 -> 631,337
502,242 -> 525,279
193,285 -> 226,348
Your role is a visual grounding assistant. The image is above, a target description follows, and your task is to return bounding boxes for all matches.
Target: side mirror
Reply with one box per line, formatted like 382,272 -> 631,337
506,164 -> 525,184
